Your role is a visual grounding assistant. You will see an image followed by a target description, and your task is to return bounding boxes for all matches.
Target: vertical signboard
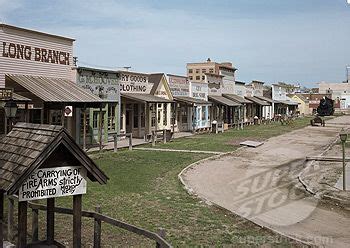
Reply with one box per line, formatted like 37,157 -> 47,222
168,75 -> 190,97
191,82 -> 208,100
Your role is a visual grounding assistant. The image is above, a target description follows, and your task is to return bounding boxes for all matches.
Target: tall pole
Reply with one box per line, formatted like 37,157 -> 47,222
343,140 -> 346,191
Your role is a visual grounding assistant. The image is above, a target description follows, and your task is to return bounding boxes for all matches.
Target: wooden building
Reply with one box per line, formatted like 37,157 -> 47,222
120,72 -> 173,139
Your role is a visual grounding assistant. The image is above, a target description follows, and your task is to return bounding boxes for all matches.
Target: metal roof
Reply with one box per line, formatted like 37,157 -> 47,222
223,94 -> 252,104
174,96 -> 212,105
245,96 -> 270,106
12,93 -> 31,102
6,74 -> 107,103
209,95 -> 241,107
0,123 -> 108,194
276,99 -> 299,106
121,93 -> 173,103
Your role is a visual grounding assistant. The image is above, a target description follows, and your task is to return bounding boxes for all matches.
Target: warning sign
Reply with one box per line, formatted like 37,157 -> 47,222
19,166 -> 87,201
64,106 -> 73,117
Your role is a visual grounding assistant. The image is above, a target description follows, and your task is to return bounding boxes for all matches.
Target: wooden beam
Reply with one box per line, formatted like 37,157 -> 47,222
47,198 -> 55,244
0,191 -> 4,248
99,106 -> 103,151
306,156 -> 350,162
73,195 -> 82,248
83,108 -> 87,151
7,198 -> 14,242
18,201 -> 28,248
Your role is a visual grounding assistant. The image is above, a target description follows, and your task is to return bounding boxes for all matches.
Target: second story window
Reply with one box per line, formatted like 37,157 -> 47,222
188,69 -> 193,73
196,76 -> 200,80
202,69 -> 206,73
196,69 -> 200,73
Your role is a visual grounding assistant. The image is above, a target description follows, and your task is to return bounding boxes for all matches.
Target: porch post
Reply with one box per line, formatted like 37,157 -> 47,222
47,198 -> 55,244
0,190 -> 3,248
83,107 -> 87,151
18,201 -> 28,248
99,105 -> 103,151
73,194 -> 82,248
155,103 -> 158,131
24,102 -> 29,123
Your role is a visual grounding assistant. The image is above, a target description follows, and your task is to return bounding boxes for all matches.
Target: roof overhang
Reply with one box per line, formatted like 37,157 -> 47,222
121,93 -> 173,103
209,95 -> 241,107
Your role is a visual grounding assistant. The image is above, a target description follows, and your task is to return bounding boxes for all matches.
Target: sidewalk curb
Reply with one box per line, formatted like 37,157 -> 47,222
178,147 -> 311,247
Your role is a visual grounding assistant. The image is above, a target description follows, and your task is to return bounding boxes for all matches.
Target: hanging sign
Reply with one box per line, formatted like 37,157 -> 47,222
0,88 -> 13,100
19,166 -> 87,201
64,106 -> 73,117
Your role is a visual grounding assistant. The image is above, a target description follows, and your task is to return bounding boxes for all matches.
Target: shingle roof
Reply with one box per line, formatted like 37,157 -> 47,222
6,74 -> 107,103
0,123 -> 108,194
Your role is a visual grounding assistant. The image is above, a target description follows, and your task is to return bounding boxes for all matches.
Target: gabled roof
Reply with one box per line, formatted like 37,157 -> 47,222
149,73 -> 173,100
0,123 -> 108,195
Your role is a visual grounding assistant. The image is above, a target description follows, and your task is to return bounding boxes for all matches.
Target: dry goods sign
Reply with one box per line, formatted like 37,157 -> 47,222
19,166 -> 87,201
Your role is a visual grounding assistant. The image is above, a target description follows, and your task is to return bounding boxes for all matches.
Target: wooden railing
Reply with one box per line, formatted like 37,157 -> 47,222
110,132 -> 133,152
6,197 -> 172,248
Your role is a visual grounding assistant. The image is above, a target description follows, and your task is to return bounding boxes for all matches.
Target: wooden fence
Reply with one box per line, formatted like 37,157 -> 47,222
6,197 -> 172,248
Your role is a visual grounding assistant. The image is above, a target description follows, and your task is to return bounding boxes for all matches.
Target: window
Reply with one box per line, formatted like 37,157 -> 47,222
202,106 -> 206,121
202,76 -> 205,80
151,104 -> 156,127
50,110 -> 62,125
196,76 -> 200,80
189,76 -> 193,80
196,69 -> 200,73
181,107 -> 188,123
163,103 -> 168,126
80,110 -> 90,135
209,68 -> 214,73
202,69 -> 206,73
133,104 -> 139,128
93,112 -> 99,129
188,69 -> 193,73
108,104 -> 116,131
141,104 -> 145,128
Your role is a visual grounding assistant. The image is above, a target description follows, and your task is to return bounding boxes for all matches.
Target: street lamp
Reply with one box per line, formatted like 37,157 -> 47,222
4,98 -> 18,132
339,129 -> 348,191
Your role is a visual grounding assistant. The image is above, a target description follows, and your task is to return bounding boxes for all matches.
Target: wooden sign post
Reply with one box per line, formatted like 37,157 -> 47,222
0,123 -> 108,248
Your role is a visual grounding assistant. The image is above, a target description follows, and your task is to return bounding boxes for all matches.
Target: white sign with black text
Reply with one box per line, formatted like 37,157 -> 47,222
19,166 -> 87,201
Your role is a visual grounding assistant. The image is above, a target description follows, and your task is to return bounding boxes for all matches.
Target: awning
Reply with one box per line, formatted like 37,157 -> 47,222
13,93 -> 31,102
209,95 -> 241,107
245,96 -> 270,106
121,93 -> 173,103
223,94 -> 252,104
6,74 -> 108,104
255,95 -> 273,104
276,99 -> 299,106
174,96 -> 211,105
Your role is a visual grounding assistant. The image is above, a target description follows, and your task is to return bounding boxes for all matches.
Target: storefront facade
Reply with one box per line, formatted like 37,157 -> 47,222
272,84 -> 298,115
168,74 -> 210,132
74,67 -> 119,144
0,24 -> 103,141
120,72 -> 173,139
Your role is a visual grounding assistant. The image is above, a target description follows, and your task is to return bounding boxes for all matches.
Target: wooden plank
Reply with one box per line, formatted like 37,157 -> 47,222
306,156 -> 350,162
240,140 -> 264,148
73,194 -> 82,248
0,191 -> 4,248
93,206 -> 101,248
31,208 -> 39,242
18,201 -> 28,248
47,198 -> 55,244
7,198 -> 14,242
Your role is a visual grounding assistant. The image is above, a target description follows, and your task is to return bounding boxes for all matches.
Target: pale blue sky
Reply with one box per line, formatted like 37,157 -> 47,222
1,0 -> 350,87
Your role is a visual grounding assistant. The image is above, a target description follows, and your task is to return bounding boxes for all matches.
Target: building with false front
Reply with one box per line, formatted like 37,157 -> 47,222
73,67 -> 119,144
120,72 -> 173,139
244,81 -> 271,121
271,84 -> 299,115
0,24 -> 106,142
167,74 -> 211,132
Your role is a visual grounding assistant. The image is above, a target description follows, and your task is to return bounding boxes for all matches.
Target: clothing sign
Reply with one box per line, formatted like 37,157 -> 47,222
19,166 -> 87,201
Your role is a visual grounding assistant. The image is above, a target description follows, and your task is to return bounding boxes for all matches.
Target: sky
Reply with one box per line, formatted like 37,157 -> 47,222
1,0 -> 350,87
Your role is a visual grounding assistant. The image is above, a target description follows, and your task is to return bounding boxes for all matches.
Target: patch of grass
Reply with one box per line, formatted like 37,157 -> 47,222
143,117 -> 314,152
44,150 -> 296,247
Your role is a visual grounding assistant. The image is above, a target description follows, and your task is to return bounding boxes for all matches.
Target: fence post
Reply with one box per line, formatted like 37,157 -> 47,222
163,130 -> 166,144
156,228 -> 166,248
128,133 -> 133,151
7,198 -> 14,242
32,208 -> 39,242
113,134 -> 117,153
152,131 -> 156,147
94,206 -> 102,248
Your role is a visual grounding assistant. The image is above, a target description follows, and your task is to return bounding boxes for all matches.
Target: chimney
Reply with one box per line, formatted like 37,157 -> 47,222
207,58 -> 211,62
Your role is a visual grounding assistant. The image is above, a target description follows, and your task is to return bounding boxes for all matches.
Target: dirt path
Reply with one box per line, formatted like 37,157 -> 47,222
182,115 -> 350,247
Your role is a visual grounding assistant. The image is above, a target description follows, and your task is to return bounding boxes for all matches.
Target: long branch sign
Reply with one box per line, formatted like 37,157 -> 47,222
19,166 -> 87,201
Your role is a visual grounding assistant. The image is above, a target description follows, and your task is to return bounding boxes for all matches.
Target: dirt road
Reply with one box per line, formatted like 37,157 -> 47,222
182,116 -> 350,247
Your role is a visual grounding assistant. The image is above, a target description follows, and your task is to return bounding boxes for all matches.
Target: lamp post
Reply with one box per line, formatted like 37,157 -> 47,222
4,98 -> 18,133
339,129 -> 348,191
